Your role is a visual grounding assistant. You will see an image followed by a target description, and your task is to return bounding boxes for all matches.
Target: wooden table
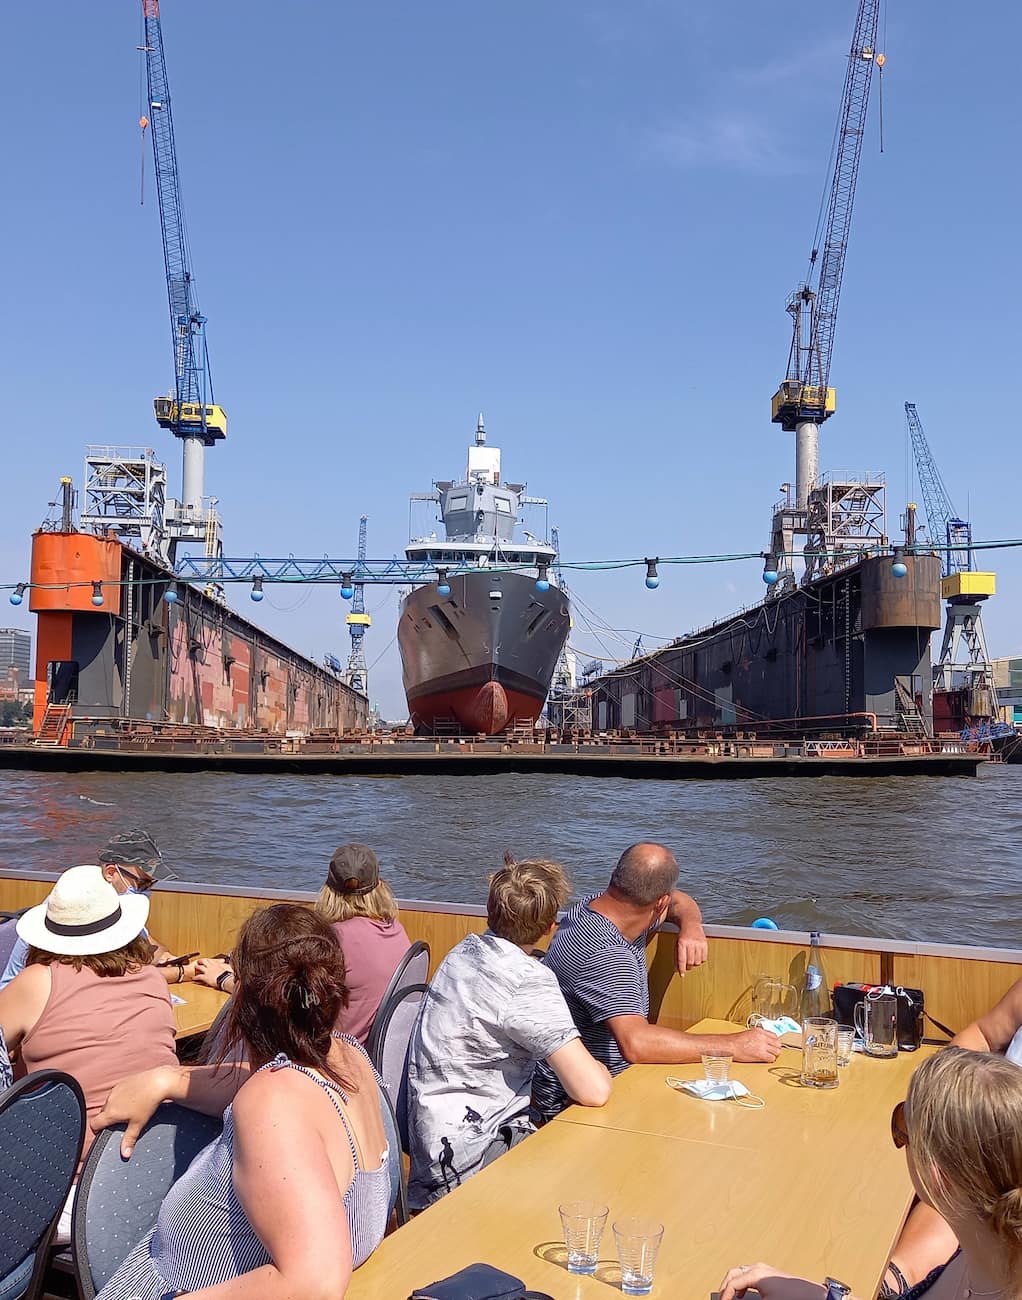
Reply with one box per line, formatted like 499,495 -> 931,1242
171,982 -> 229,1040
345,1019 -> 935,1299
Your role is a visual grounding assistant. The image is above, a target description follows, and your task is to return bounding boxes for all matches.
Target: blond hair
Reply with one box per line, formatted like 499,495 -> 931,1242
487,858 -> 570,946
315,878 -> 399,925
908,1047 -> 1022,1259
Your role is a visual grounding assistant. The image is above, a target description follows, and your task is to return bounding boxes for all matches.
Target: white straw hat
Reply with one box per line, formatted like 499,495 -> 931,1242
17,865 -> 150,957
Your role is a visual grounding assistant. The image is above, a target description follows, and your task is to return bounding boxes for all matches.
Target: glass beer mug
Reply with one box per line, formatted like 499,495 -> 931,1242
854,989 -> 899,1058
753,975 -> 798,1021
801,1017 -> 839,1089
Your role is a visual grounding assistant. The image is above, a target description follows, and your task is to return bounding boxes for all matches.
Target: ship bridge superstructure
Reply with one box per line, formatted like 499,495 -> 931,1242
406,416 -> 555,575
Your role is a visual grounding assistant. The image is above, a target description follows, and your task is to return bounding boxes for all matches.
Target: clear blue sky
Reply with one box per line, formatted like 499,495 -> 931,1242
3,1 -> 1020,719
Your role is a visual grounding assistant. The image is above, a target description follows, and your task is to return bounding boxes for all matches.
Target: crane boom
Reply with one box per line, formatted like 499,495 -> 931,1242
771,0 -> 881,442
904,402 -> 972,577
141,0 -> 226,520
345,516 -> 370,695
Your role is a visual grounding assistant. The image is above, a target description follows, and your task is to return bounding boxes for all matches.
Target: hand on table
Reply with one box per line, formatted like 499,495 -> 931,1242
728,1026 -> 783,1063
194,956 -> 232,990
719,1262 -> 830,1300
675,924 -> 709,974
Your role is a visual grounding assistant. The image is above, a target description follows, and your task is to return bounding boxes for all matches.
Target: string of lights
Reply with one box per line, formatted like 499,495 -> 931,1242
4,537 -> 1020,607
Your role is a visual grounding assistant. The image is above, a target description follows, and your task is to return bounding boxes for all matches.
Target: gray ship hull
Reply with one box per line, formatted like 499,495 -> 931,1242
399,570 -> 570,733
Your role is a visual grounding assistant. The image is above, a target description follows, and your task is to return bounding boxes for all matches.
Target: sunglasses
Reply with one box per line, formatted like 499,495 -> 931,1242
891,1100 -> 910,1149
116,866 -> 156,893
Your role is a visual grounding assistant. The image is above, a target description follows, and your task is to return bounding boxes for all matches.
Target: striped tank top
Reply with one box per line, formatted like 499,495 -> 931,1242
97,1046 -> 391,1300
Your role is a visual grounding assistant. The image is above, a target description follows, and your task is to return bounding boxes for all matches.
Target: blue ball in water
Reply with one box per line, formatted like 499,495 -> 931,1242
752,917 -> 779,931
891,562 -> 908,579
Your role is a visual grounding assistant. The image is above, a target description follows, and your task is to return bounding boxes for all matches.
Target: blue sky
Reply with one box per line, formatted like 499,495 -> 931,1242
3,1 -> 1020,718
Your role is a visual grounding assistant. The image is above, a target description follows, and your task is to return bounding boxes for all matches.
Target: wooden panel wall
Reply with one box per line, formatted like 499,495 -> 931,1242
3,874 -> 1020,1035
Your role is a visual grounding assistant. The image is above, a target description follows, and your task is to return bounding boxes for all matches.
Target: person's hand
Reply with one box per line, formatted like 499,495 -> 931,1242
719,1262 -> 827,1300
675,925 -> 709,974
92,1066 -> 179,1158
194,956 -> 232,989
728,1026 -> 783,1063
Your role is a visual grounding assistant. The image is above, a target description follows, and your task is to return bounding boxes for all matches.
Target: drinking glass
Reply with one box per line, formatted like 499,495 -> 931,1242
613,1216 -> 664,1295
701,1052 -> 733,1085
753,975 -> 798,1020
836,1025 -> 855,1067
559,1200 -> 608,1275
801,1016 -> 839,1088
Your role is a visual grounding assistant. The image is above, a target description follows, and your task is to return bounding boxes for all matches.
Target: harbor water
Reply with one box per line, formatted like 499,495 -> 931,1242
1,766 -> 1019,948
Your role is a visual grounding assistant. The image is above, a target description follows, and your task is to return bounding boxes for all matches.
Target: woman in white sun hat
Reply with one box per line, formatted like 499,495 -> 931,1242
0,864 -> 178,1242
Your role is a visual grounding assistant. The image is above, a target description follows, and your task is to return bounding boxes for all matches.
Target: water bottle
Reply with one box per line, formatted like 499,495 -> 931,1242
800,930 -> 831,1020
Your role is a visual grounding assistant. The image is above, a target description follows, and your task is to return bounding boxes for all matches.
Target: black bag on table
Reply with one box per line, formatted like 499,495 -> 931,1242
408,1263 -> 554,1300
832,982 -> 954,1051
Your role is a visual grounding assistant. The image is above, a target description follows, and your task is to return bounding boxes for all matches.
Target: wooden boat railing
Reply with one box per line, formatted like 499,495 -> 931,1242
1,869 -> 1018,1039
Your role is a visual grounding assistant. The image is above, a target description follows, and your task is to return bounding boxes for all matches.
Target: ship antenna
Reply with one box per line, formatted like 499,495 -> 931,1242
475,412 -> 486,445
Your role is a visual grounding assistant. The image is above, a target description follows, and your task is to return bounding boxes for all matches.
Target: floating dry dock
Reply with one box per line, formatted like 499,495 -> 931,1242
0,733 -> 985,778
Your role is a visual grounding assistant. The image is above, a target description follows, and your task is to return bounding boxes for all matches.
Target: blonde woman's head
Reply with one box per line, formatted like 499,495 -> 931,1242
315,843 -> 399,924
906,1046 -> 1022,1254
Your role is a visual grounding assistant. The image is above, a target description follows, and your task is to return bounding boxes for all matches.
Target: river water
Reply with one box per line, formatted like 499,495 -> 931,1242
1,766 -> 1019,948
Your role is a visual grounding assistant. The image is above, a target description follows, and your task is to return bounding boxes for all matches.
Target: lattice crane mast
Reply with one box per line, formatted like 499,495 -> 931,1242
140,0 -> 226,556
771,0 -> 882,513
905,402 -> 997,717
345,516 -> 371,695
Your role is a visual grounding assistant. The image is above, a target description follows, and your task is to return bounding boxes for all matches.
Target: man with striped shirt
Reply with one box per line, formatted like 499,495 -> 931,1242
532,842 -> 781,1121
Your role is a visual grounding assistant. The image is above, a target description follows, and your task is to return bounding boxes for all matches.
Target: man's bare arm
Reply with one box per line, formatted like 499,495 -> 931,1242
954,976 -> 1022,1054
606,1014 -> 780,1065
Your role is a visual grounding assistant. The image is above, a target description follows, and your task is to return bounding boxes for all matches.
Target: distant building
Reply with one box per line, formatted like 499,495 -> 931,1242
993,656 -> 1022,726
0,629 -> 31,700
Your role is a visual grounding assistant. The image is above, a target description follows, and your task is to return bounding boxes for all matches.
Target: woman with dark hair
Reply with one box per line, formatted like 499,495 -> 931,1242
97,903 -> 392,1300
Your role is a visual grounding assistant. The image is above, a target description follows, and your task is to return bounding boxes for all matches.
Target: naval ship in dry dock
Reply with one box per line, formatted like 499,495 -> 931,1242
398,418 -> 570,735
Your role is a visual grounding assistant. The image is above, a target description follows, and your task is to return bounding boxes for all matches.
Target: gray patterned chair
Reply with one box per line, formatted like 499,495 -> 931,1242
0,1070 -> 86,1300
71,1102 -> 223,1300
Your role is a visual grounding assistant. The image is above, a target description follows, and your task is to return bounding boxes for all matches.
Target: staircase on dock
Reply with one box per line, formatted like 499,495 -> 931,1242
33,699 -> 74,747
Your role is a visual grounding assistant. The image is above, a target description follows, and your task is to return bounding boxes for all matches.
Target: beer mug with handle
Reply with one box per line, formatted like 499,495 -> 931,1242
753,975 -> 798,1021
854,988 -> 899,1058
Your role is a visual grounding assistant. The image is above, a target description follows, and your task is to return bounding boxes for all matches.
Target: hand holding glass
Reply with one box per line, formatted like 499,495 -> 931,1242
559,1200 -> 608,1275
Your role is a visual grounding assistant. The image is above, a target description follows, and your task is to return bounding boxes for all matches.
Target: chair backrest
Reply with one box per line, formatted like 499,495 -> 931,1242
0,917 -> 21,976
0,1070 -> 86,1300
374,1076 -> 409,1228
365,941 -> 430,1060
72,1103 -> 223,1300
368,982 -> 429,1153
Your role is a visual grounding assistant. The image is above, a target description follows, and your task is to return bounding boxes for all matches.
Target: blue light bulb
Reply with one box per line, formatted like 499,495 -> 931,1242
762,569 -> 779,585
91,592 -> 104,607
250,587 -> 264,602
892,562 -> 908,579
164,588 -> 178,604
8,590 -> 23,606
340,584 -> 354,600
437,582 -> 451,597
535,578 -> 550,592
645,574 -> 659,590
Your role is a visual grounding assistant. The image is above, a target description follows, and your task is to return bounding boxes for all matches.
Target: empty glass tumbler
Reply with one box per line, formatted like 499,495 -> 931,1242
559,1200 -> 608,1275
613,1216 -> 664,1295
701,1052 -> 733,1085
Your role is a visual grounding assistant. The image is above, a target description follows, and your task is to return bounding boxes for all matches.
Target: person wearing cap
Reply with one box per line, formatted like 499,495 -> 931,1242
0,864 -> 178,1241
0,828 -> 198,990
312,843 -> 412,1044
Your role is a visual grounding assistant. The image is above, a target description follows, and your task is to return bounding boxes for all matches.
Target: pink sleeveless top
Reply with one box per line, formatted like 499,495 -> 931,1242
20,962 -> 178,1166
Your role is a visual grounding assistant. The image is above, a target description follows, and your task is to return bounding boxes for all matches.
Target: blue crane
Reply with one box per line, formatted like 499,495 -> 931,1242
904,402 -> 973,578
904,402 -> 997,719
771,1 -> 883,512
345,516 -> 370,695
140,0 -> 226,520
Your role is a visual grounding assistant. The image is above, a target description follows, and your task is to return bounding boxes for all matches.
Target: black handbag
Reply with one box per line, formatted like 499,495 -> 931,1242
408,1263 -> 554,1300
832,982 -> 954,1051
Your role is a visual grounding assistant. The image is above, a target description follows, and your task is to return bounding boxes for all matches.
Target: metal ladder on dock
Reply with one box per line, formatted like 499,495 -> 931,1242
33,697 -> 75,747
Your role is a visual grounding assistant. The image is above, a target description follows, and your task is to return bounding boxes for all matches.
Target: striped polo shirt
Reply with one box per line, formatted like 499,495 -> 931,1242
531,896 -> 653,1121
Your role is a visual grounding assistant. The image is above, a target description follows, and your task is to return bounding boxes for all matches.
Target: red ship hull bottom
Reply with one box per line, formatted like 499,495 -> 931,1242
409,681 -> 544,735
